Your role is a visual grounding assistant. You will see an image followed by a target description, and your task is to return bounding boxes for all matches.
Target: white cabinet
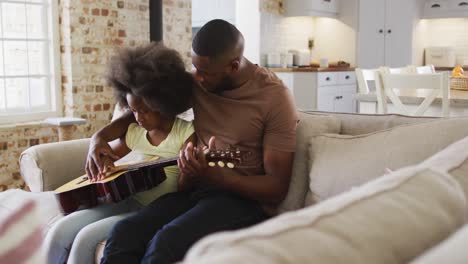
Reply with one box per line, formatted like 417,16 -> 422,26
285,0 -> 339,18
357,0 -> 420,68
423,0 -> 468,18
192,0 -> 236,27
317,72 -> 357,113
275,71 -> 357,113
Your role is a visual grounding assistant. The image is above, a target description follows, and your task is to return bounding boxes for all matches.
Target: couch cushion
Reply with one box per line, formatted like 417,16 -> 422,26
276,112 -> 340,213
306,117 -> 468,205
304,111 -> 438,135
184,166 -> 467,264
410,223 -> 468,264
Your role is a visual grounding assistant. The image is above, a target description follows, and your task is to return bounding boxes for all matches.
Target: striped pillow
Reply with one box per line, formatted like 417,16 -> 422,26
0,200 -> 44,263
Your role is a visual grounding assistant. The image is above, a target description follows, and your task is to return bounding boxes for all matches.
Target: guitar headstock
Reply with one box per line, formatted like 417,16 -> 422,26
205,149 -> 250,169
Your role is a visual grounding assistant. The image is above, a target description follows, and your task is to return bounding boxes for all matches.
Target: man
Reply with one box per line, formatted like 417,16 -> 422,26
90,19 -> 297,264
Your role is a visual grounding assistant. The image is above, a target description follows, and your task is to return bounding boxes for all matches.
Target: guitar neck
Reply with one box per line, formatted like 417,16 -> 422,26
125,156 -> 178,171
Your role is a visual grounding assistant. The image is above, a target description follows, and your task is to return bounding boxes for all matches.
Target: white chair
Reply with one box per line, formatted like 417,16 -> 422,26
355,68 -> 379,94
414,64 -> 436,74
355,68 -> 387,114
378,67 -> 450,117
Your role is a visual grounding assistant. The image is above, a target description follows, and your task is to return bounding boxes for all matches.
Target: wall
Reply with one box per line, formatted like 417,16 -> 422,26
417,18 -> 468,66
0,0 -> 192,191
259,4 -> 356,66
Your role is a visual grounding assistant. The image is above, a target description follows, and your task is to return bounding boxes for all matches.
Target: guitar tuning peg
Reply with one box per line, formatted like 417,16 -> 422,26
227,162 -> 235,169
217,161 -> 225,168
208,162 -> 216,167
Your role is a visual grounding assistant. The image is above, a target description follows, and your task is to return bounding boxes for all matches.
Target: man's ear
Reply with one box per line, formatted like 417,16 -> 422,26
229,59 -> 240,72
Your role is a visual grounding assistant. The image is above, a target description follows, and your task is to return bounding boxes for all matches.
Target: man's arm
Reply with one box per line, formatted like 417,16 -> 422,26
179,140 -> 294,204
86,110 -> 135,180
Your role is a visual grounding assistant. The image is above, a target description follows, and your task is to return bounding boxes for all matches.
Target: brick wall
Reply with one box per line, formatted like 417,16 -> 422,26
0,0 -> 191,191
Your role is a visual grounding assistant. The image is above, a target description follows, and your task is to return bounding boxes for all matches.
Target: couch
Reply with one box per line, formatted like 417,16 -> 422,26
17,111 -> 468,263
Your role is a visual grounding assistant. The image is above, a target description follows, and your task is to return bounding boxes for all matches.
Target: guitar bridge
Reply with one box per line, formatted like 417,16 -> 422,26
76,176 -> 88,184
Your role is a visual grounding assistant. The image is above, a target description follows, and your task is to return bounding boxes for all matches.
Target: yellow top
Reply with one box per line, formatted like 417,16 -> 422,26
126,118 -> 194,205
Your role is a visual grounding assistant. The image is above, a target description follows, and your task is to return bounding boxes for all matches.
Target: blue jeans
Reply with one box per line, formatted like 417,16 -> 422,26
100,190 -> 268,264
45,198 -> 143,264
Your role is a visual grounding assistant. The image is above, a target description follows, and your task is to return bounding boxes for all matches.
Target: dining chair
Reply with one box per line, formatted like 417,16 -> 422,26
378,67 -> 450,117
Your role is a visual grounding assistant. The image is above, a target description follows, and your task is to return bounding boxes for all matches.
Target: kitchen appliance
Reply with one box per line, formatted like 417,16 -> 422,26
425,47 -> 456,67
289,49 -> 311,67
266,53 -> 281,68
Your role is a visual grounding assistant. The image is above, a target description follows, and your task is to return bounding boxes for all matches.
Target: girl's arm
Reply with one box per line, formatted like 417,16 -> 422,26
98,133 -> 131,180
177,133 -> 197,191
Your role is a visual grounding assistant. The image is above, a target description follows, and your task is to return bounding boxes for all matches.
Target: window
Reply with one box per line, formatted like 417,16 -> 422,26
0,0 -> 61,124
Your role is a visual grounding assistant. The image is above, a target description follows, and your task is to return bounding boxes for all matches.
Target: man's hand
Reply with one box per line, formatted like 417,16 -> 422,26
178,136 -> 216,181
86,136 -> 120,182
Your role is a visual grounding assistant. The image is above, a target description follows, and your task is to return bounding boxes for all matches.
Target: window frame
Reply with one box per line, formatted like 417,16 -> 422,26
0,0 -> 62,125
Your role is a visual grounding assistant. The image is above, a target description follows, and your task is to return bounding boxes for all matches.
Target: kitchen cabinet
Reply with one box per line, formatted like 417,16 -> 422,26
423,0 -> 468,18
285,0 -> 339,18
357,0 -> 420,68
192,0 -> 236,27
275,71 -> 357,113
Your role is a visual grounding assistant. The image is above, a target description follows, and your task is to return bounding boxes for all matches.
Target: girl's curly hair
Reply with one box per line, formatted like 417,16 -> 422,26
106,43 -> 195,117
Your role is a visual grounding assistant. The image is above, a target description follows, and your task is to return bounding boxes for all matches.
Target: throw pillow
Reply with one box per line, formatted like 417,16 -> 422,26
306,117 -> 468,205
276,112 -> 340,213
0,200 -> 44,263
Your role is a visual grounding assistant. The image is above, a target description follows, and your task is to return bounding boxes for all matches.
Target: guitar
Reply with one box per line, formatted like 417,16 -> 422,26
55,149 -> 249,214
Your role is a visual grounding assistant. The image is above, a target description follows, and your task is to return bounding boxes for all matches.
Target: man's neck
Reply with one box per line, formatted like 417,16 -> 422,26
231,58 -> 255,89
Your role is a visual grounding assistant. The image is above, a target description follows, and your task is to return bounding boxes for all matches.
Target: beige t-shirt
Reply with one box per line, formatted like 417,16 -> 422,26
193,65 -> 297,180
125,118 -> 194,205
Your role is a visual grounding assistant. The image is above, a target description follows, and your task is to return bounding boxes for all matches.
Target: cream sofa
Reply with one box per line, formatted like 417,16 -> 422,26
17,111 -> 468,263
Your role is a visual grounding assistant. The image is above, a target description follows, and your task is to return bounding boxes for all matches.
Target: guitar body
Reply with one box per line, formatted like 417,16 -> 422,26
57,164 -> 170,214
55,149 -> 249,214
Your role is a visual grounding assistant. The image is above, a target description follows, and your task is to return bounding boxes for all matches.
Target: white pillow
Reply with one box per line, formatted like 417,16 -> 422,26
306,117 -> 468,205
277,113 -> 340,213
184,166 -> 467,264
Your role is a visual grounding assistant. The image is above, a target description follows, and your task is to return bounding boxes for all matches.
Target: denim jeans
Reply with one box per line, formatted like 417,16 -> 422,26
100,190 -> 268,264
44,198 -> 143,264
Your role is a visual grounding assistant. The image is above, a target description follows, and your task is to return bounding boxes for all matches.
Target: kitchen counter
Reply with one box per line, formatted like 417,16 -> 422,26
435,66 -> 468,71
355,89 -> 468,107
268,67 -> 355,73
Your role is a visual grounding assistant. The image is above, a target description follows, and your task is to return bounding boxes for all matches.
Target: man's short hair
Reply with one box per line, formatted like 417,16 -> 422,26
106,43 -> 194,117
192,19 -> 241,58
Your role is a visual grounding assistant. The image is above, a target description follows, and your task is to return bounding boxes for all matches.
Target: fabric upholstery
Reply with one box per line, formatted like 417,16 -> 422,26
184,166 -> 467,264
277,112 -> 341,213
19,138 -> 90,192
306,117 -> 468,205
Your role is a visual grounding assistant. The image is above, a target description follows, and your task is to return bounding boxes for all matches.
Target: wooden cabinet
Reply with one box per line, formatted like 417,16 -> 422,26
357,0 -> 420,68
192,0 -> 236,27
285,0 -> 339,18
423,0 -> 468,18
275,71 -> 357,113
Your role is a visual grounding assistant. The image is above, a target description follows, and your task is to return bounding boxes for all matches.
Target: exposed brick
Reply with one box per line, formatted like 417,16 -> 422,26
82,47 -> 92,54
103,103 -> 111,111
85,104 -> 91,111
62,75 -> 68,83
0,142 -> 7,150
111,10 -> 118,17
79,17 -> 86,24
101,9 -> 109,16
118,30 -> 126,37
29,139 -> 39,146
12,172 -> 21,180
139,5 -> 148,11
107,20 -> 114,27
86,85 -> 94,92
95,85 -> 104,92
117,1 -> 124,8
92,8 -> 100,16
83,7 -> 89,15
94,104 -> 102,111
18,139 -> 28,148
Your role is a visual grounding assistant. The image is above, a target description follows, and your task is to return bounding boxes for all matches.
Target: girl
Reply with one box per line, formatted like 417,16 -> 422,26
44,43 -> 196,264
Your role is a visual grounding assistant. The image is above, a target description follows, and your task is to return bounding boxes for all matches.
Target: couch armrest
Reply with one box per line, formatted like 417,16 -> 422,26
19,138 -> 91,192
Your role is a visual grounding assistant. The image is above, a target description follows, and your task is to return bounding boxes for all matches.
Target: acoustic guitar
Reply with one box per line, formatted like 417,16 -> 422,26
55,149 -> 248,214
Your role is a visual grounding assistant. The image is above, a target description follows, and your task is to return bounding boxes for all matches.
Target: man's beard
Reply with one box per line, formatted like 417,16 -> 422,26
208,76 -> 235,94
